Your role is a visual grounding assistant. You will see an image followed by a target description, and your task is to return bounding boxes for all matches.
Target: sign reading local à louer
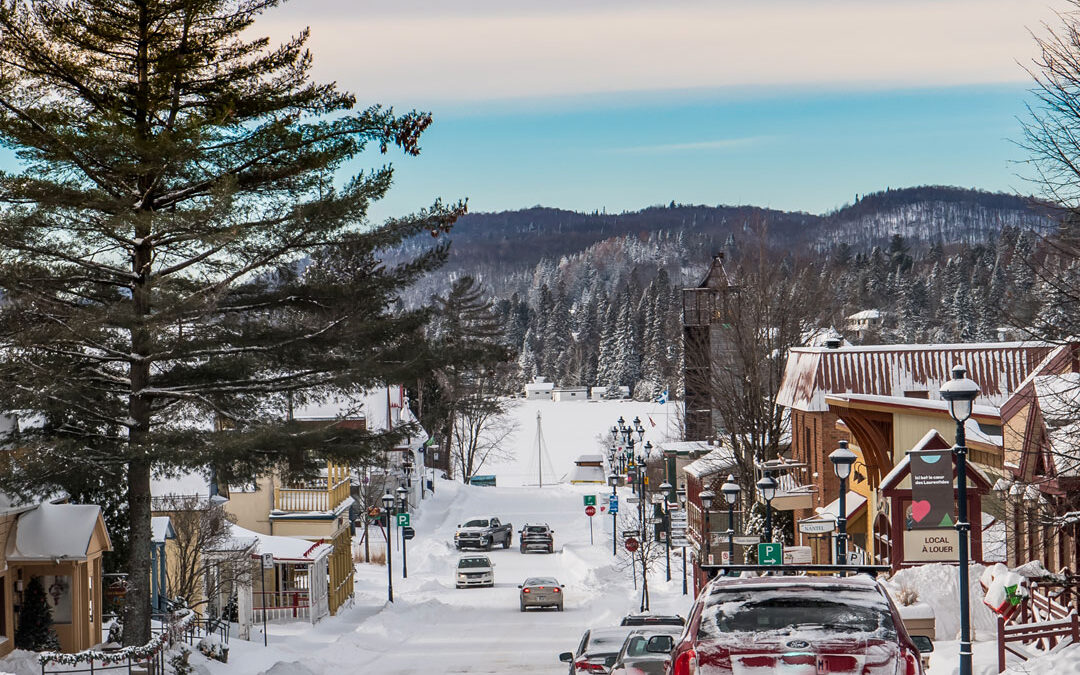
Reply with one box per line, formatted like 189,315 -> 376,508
903,528 -> 959,562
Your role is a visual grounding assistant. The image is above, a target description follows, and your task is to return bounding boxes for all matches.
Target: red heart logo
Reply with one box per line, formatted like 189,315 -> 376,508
911,500 -> 932,522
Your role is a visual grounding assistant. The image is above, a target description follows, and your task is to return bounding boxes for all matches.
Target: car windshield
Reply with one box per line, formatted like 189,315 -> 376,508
700,587 -> 896,639
525,526 -> 548,533
524,577 -> 558,586
463,519 -> 489,528
458,558 -> 490,568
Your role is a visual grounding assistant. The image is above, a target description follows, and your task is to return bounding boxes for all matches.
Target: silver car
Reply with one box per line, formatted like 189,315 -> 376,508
609,627 -> 681,675
455,555 -> 494,588
519,576 -> 564,611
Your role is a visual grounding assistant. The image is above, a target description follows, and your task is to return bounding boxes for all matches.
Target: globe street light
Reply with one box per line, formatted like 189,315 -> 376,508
829,440 -> 857,565
720,474 -> 741,565
608,472 -> 619,556
940,364 -> 980,675
396,486 -> 409,578
381,491 -> 395,602
756,474 -> 778,543
659,481 -> 673,581
700,489 -> 715,565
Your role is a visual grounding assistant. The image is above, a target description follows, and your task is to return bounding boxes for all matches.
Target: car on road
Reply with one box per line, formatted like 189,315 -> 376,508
559,626 -> 636,674
619,613 -> 685,627
455,555 -> 494,588
608,627 -> 681,675
519,576 -> 564,611
454,516 -> 513,550
519,523 -> 555,553
669,573 -> 932,675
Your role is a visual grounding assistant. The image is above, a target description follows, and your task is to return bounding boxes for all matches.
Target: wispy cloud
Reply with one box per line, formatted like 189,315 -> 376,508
260,0 -> 1066,103
611,136 -> 772,154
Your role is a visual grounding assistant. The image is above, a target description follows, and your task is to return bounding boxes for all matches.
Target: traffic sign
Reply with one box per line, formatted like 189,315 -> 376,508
401,526 -> 416,540
261,553 -> 274,569
625,537 -> 639,553
585,505 -> 596,517
608,494 -> 619,514
648,517 -> 663,525
733,535 -> 762,546
758,542 -> 783,565
625,496 -> 640,504
396,513 -> 411,527
583,495 -> 596,506
670,536 -> 691,548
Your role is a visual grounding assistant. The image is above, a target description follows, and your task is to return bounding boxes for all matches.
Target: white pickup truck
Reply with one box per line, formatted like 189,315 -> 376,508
455,555 -> 495,588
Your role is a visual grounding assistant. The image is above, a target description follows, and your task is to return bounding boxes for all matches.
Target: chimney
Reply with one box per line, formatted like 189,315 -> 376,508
824,338 -> 842,349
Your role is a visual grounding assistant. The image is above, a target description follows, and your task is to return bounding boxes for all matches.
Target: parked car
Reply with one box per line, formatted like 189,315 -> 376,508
559,626 -> 636,674
519,523 -> 555,553
519,576 -> 564,611
454,516 -> 513,550
669,574 -> 933,675
454,555 -> 494,588
608,627 -> 681,675
619,613 -> 685,627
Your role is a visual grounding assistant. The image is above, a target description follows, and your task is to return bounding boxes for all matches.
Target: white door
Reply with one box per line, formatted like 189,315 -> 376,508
309,554 -> 330,623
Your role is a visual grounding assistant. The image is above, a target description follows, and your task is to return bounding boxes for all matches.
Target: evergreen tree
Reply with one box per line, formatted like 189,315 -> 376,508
0,0 -> 461,644
14,577 -> 60,651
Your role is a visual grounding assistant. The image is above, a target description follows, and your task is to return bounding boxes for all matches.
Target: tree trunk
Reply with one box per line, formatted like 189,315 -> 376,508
123,459 -> 152,645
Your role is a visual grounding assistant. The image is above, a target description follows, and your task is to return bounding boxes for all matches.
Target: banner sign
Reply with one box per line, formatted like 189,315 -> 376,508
908,449 -> 955,530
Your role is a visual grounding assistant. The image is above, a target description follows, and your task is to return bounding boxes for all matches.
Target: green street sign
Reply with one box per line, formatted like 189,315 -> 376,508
396,513 -> 411,527
583,495 -> 597,506
758,542 -> 783,566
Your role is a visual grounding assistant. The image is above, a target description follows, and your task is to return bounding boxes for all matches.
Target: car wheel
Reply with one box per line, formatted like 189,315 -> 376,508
548,545 -> 554,554
557,603 -> 564,611
520,546 -> 525,554
503,535 -> 511,549
484,540 -> 492,551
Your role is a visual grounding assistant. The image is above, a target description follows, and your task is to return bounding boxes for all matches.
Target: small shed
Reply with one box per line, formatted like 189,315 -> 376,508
7,503 -> 112,653
524,377 -> 555,400
569,454 -> 606,484
552,386 -> 588,402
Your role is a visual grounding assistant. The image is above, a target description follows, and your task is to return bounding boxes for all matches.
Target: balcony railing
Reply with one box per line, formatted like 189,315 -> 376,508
273,463 -> 351,513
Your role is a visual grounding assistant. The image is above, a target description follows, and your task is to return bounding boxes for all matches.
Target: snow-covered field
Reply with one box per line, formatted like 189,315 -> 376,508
3,399 -> 1066,674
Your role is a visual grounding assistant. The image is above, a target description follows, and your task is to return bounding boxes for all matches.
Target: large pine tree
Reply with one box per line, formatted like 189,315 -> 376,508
0,0 -> 461,645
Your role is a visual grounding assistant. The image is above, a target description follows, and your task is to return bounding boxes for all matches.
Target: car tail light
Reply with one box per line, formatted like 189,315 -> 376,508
902,649 -> 920,675
553,587 -> 561,593
673,648 -> 698,675
575,659 -> 607,672
522,588 -> 531,593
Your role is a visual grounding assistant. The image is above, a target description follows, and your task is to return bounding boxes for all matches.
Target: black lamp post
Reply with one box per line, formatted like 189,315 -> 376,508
609,472 -> 619,556
756,474 -> 777,543
829,440 -> 857,565
381,491 -> 395,602
940,364 -> 980,675
677,488 -> 688,595
700,489 -> 715,564
659,481 -> 673,581
720,474 -> 741,565
396,486 -> 409,578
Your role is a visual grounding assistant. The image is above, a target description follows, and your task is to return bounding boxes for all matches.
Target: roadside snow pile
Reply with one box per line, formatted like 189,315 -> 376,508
889,563 -> 997,641
1003,642 -> 1080,675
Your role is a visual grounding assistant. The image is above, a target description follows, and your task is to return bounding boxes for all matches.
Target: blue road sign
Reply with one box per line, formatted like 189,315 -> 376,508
608,494 -> 619,514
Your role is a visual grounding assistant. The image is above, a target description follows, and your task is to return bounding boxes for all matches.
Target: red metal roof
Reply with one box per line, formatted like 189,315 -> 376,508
776,342 -> 1053,412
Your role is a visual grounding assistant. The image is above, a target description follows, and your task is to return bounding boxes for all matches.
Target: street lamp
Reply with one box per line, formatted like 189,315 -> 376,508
756,474 -> 777,543
677,488 -> 688,595
381,492 -> 395,602
659,481 -> 673,581
940,364 -> 980,675
720,474 -> 741,565
396,486 -> 409,578
829,440 -> 857,565
609,473 -> 619,556
634,416 -> 645,441
700,489 -> 715,565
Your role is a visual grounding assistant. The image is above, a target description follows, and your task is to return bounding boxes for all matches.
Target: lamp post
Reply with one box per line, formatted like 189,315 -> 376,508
756,474 -> 777,543
720,474 -> 741,565
381,492 -> 395,602
700,489 -> 715,565
677,488 -> 688,595
829,440 -> 857,565
609,472 -> 619,556
659,481 -> 673,581
941,364 -> 980,675
396,486 -> 409,578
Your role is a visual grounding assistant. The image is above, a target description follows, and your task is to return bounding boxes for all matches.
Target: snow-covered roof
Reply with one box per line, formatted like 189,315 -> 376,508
813,491 -> 867,520
777,342 -> 1052,412
683,447 -> 737,479
7,502 -> 110,562
525,381 -> 555,392
151,516 -> 175,544
0,490 -> 67,516
846,309 -> 883,321
219,523 -> 332,562
1033,373 -> 1080,425
569,465 -> 606,483
575,454 -> 604,464
653,440 -> 714,456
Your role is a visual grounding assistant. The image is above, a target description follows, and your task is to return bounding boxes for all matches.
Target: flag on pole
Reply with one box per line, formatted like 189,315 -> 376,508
655,390 -> 668,404
648,415 -> 656,427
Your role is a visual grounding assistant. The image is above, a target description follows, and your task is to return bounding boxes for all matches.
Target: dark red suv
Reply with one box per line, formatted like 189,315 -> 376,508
670,574 -> 927,675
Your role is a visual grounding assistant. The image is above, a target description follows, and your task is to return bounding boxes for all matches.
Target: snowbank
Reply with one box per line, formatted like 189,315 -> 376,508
889,563 -> 998,641
1003,643 -> 1080,675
